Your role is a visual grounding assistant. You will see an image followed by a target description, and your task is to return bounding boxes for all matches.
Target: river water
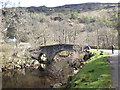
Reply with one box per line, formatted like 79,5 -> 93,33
3,68 -> 61,88
2,58 -> 74,88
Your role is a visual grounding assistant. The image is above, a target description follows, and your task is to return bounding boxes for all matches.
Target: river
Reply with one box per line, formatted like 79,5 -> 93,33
2,56 -> 74,88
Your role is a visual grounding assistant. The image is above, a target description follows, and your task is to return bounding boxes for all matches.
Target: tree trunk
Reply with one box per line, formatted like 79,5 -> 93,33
118,31 -> 120,49
105,35 -> 109,47
73,30 -> 77,44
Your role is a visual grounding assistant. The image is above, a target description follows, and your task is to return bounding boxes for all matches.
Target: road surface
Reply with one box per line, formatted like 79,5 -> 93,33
93,49 -> 119,89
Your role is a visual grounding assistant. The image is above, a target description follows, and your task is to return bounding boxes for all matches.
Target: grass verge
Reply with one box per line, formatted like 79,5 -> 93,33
67,50 -> 113,88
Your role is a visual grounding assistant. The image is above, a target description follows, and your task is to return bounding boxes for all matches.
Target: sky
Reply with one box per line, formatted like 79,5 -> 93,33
1,0 -> 120,8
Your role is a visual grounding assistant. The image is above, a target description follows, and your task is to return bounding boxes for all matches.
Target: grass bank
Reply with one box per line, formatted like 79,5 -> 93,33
67,50 -> 113,88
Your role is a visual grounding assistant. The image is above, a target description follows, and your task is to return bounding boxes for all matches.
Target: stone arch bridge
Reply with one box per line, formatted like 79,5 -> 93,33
30,44 -> 83,64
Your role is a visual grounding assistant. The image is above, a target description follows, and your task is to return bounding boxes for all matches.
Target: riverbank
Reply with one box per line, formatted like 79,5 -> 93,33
66,50 -> 113,88
1,43 -> 113,88
1,43 -> 95,88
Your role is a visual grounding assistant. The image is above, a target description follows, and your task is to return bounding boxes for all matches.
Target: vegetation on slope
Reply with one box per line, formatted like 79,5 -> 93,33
1,5 -> 118,48
26,3 -> 118,14
66,50 -> 113,88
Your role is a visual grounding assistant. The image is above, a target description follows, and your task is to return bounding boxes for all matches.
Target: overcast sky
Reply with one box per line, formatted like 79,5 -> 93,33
1,0 -> 120,8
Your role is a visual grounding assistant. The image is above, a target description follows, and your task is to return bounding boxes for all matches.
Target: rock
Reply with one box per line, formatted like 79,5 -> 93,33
26,64 -> 30,67
100,51 -> 103,55
40,64 -> 46,69
33,65 -> 39,69
53,17 -> 63,21
83,51 -> 95,61
14,64 -> 22,69
33,60 -> 40,65
80,65 -> 83,69
31,60 -> 35,63
0,68 -> 2,72
18,69 -> 26,75
7,65 -> 14,70
17,59 -> 22,65
67,58 -> 81,69
40,54 -> 47,61
53,83 -> 62,88
31,60 -> 40,69
18,42 -> 31,49
73,69 -> 79,74
67,75 -> 73,82
22,60 -> 26,64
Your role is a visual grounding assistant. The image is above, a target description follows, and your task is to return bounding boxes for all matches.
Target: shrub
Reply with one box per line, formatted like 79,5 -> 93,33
78,16 -> 96,24
100,19 -> 112,27
70,12 -> 78,20
17,31 -> 29,42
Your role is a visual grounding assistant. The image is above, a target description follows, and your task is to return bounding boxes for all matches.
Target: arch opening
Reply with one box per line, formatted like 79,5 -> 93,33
53,50 -> 73,62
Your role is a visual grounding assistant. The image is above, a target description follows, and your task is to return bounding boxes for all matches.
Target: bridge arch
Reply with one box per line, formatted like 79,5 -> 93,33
30,44 -> 83,64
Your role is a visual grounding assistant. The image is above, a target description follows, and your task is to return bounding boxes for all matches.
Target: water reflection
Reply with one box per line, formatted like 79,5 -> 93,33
2,67 -> 59,88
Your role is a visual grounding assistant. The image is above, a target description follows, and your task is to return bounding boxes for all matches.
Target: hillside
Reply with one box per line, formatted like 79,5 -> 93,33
0,3 -> 118,48
26,3 -> 118,14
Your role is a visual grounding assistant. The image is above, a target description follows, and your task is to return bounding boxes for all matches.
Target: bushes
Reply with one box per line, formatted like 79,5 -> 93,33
19,36 -> 29,42
0,43 -> 12,53
78,16 -> 96,24
100,19 -> 112,27
17,31 -> 29,42
70,12 -> 78,20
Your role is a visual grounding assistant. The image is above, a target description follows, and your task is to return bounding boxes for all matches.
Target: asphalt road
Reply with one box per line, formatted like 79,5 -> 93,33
92,49 -> 119,89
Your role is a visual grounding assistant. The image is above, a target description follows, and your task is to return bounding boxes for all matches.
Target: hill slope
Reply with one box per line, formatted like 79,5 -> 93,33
0,3 -> 118,48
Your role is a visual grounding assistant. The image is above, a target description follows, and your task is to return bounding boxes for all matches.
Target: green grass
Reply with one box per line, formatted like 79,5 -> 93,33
67,50 -> 113,88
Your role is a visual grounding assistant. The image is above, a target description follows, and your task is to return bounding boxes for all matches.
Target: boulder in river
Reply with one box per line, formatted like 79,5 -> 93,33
53,83 -> 62,88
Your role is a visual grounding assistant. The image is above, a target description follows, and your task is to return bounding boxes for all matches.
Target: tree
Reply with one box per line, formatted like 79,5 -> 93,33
117,5 -> 120,49
1,0 -> 23,41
